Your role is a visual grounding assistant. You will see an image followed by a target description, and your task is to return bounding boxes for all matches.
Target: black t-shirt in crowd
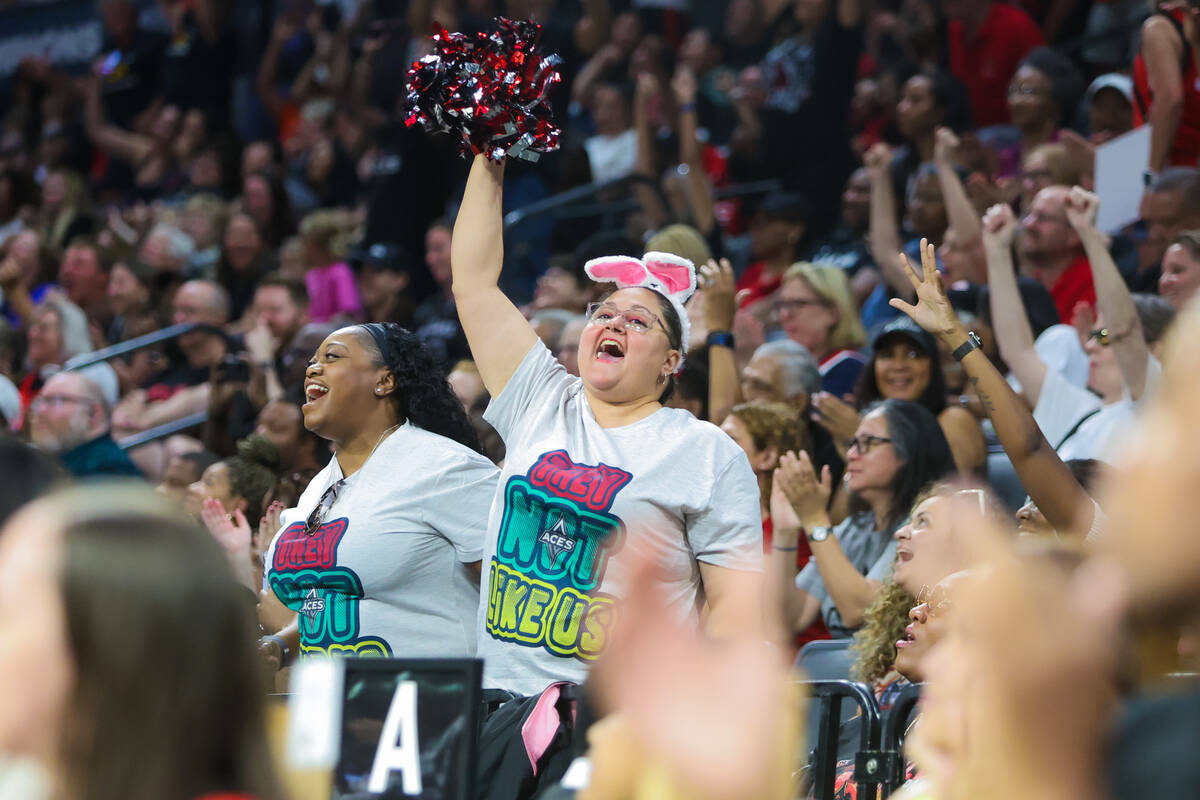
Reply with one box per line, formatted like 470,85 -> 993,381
99,29 -> 168,128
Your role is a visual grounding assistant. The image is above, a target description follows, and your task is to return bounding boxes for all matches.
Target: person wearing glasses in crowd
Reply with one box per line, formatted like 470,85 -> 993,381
770,398 -> 956,639
452,154 -> 763,698
29,371 -> 141,479
258,323 -> 498,669
772,262 -> 868,398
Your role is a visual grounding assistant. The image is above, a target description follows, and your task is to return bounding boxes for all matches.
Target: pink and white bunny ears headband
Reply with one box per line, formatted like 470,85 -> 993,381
583,251 -> 697,362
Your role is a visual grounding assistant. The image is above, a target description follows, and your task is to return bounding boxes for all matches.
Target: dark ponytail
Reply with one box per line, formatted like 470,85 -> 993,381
355,323 -> 484,454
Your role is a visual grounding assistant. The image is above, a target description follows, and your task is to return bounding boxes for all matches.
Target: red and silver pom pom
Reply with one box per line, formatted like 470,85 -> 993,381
405,17 -> 562,163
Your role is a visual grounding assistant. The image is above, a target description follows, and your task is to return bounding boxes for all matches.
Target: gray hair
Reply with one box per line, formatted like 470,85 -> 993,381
1132,293 -> 1176,345
42,297 -> 92,361
148,222 -> 196,263
752,339 -> 821,398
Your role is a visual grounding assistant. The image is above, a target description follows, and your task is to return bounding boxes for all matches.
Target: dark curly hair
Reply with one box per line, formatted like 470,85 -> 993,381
354,323 -> 484,454
224,435 -> 280,522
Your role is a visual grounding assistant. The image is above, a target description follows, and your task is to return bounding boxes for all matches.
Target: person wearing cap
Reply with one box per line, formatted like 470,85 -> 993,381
1086,73 -> 1134,145
352,242 -> 414,327
1135,5 -> 1200,171
736,191 -> 810,310
30,371 -> 141,479
859,315 -> 985,474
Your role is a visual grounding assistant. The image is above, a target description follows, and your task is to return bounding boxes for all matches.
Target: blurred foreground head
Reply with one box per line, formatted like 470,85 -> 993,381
0,484 -> 284,800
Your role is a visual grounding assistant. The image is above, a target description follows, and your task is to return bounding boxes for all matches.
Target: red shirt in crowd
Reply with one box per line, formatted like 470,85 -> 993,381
1038,254 -> 1097,323
1133,8 -> 1200,168
736,261 -> 785,309
947,2 -> 1044,128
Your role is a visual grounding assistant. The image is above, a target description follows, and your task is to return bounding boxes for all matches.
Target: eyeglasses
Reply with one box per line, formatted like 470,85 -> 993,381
847,434 -> 893,456
772,297 -> 827,315
585,302 -> 666,335
31,394 -> 96,411
304,479 -> 345,536
1008,84 -> 1048,97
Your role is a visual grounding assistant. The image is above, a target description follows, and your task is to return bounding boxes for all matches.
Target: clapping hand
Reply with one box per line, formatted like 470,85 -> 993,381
774,450 -> 833,525
888,238 -> 965,342
201,497 -> 254,589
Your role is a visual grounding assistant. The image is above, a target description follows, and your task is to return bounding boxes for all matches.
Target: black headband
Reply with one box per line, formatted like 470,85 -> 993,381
359,322 -> 397,368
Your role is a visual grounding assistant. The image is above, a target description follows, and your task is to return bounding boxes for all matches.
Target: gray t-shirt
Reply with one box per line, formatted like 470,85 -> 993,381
265,422 -> 498,658
795,511 -> 895,638
478,342 -> 762,695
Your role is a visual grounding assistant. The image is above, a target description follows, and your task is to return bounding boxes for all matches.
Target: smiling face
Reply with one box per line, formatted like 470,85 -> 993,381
1008,66 -> 1056,130
844,409 -> 903,496
578,288 -> 680,405
873,335 -> 932,402
893,494 -> 958,597
776,276 -> 837,357
1159,243 -> 1200,310
302,328 -> 390,442
186,461 -> 239,519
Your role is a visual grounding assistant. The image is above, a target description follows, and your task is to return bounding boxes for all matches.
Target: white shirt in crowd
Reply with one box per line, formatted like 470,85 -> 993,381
1034,355 -> 1162,462
264,422 -> 499,659
584,129 -> 637,185
478,342 -> 763,696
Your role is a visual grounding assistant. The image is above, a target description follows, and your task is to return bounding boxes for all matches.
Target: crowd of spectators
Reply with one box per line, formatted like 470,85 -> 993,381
3,0 -> 1200,797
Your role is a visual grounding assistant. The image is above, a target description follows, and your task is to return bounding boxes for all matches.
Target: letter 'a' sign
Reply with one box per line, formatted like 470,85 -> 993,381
335,658 -> 482,799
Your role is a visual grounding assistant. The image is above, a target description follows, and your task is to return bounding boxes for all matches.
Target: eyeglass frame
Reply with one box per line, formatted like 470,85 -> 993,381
585,301 -> 668,336
304,478 -> 346,536
847,433 -> 894,457
772,297 -> 830,316
30,393 -> 99,411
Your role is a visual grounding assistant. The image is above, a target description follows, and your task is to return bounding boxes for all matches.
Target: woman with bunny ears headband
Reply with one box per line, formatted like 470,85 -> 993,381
451,154 -> 764,698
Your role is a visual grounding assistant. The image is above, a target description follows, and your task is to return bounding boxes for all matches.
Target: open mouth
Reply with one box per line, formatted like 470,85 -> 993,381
896,547 -> 913,562
595,337 -> 625,362
895,625 -> 917,649
304,382 -> 329,405
885,376 -> 915,392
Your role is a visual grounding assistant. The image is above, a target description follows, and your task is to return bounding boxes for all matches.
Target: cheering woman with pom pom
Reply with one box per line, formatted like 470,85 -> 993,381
452,148 -> 765,696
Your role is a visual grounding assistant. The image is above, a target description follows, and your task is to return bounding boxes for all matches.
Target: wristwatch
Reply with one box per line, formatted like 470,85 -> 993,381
952,331 -> 982,362
806,525 -> 833,543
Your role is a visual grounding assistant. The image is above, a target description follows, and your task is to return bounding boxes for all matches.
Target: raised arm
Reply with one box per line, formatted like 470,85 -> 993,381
933,127 -> 983,251
866,143 -> 914,302
1065,187 -> 1151,400
701,259 -> 741,424
633,74 -> 669,229
983,204 -> 1048,403
1141,14 -> 1185,174
890,240 -> 1094,534
450,155 -> 539,396
672,67 -> 716,236
83,74 -> 154,166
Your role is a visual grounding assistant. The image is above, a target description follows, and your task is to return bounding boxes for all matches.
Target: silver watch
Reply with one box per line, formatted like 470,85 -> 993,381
807,525 -> 833,543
